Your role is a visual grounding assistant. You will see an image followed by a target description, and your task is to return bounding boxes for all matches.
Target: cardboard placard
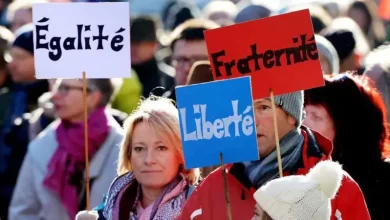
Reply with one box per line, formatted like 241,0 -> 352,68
33,3 -> 130,79
175,76 -> 259,169
204,9 -> 324,99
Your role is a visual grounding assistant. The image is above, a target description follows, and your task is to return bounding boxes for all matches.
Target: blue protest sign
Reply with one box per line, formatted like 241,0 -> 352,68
175,76 -> 259,169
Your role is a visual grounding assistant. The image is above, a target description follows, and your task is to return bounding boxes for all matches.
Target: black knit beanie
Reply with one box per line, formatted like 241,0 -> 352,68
323,29 -> 356,62
12,23 -> 34,55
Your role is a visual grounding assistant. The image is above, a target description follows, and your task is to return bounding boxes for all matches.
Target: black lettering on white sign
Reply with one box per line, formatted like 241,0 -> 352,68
35,17 -> 126,61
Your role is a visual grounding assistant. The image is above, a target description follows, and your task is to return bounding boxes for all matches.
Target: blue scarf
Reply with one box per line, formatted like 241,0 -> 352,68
242,128 -> 304,189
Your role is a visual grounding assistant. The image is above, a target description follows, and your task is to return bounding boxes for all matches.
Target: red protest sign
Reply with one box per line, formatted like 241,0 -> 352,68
204,9 -> 324,99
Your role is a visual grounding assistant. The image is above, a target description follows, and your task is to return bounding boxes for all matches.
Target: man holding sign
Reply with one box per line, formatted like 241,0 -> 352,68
180,10 -> 370,220
180,91 -> 370,220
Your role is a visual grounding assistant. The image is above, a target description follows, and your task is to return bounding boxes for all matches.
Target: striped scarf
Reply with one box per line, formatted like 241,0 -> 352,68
103,172 -> 187,220
242,128 -> 304,189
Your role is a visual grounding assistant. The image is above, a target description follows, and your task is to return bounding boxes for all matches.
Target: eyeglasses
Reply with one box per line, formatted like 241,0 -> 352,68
171,55 -> 209,68
52,79 -> 94,96
56,84 -> 94,96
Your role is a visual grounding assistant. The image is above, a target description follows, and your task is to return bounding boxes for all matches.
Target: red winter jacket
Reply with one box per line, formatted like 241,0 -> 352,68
180,129 -> 370,220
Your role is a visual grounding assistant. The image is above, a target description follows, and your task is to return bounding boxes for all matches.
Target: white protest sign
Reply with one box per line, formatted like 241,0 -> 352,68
33,3 -> 131,79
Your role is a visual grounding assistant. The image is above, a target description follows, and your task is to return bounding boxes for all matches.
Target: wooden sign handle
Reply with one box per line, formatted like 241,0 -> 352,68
82,71 -> 91,210
219,152 -> 233,220
269,88 -> 283,178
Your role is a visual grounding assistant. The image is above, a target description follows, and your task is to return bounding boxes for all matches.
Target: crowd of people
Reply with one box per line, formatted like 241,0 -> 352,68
0,0 -> 390,219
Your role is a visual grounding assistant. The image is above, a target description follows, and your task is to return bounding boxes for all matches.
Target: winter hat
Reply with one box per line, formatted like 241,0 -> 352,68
203,0 -> 238,26
323,17 -> 370,58
254,160 -> 343,220
273,91 -> 304,128
186,60 -> 214,85
161,0 -> 201,32
234,4 -> 271,23
75,210 -> 98,220
283,4 -> 332,34
323,29 -> 355,62
315,34 -> 340,74
130,15 -> 157,43
12,23 -> 34,55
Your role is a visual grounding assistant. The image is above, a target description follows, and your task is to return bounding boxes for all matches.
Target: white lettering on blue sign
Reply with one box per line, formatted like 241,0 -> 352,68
179,100 -> 254,141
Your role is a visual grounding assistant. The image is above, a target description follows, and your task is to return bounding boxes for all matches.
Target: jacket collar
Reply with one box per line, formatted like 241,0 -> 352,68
228,127 -> 333,189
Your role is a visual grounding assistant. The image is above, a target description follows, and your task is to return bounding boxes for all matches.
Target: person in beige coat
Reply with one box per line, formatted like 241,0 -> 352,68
8,79 -> 124,220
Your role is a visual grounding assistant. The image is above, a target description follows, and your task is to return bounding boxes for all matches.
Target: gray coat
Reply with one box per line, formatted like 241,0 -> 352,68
8,116 -> 124,220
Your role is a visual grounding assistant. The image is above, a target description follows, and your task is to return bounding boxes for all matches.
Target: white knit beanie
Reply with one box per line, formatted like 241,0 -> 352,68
315,34 -> 340,74
253,160 -> 343,220
75,210 -> 99,220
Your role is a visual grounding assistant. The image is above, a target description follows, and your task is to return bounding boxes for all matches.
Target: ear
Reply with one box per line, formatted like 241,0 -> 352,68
287,115 -> 296,127
88,91 -> 102,109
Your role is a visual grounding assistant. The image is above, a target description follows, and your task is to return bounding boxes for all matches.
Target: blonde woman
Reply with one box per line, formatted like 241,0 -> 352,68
78,96 -> 199,220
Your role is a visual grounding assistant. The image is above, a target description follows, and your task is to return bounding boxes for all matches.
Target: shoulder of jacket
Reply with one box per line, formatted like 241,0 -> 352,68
28,122 -> 59,168
335,170 -> 364,197
28,121 -> 58,149
193,167 -> 225,191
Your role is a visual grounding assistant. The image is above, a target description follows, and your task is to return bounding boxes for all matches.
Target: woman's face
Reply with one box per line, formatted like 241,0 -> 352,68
303,104 -> 336,142
51,79 -> 99,122
131,121 -> 181,189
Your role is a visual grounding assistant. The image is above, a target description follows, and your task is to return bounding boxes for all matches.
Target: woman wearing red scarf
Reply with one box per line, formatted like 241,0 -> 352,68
9,79 -> 124,220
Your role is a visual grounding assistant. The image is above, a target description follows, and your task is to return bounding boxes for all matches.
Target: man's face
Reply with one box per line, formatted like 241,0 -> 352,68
172,39 -> 209,86
8,47 -> 35,83
131,41 -> 157,65
253,99 -> 296,158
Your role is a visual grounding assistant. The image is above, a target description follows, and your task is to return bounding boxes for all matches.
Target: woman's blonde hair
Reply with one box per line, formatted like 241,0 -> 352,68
118,96 -> 200,185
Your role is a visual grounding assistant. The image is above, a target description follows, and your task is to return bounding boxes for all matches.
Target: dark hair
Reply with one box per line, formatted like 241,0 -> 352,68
87,79 -> 118,107
169,18 -> 219,50
304,73 -> 390,165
